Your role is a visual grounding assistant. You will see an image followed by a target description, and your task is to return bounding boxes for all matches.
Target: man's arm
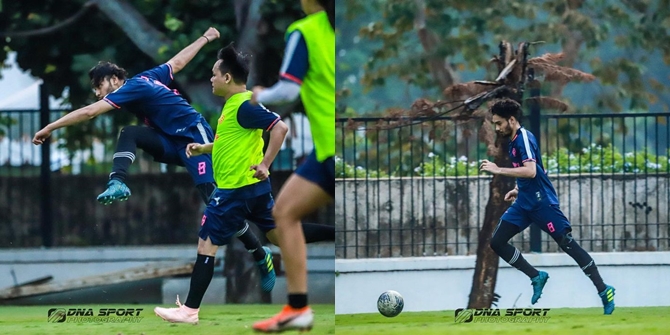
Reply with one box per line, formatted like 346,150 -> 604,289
480,159 -> 537,179
167,27 -> 220,75
33,100 -> 114,145
261,121 -> 289,168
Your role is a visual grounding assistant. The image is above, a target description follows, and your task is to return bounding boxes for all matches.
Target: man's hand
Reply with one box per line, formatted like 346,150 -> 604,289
202,27 -> 220,42
479,159 -> 501,174
250,162 -> 269,181
186,143 -> 206,158
250,86 -> 265,105
33,127 -> 52,145
504,188 -> 518,202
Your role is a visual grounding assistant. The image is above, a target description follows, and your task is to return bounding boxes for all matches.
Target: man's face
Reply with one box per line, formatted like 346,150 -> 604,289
211,60 -> 231,97
492,114 -> 514,137
93,76 -> 119,100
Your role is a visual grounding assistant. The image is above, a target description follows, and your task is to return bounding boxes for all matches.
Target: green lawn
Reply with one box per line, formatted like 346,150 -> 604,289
335,307 -> 670,335
0,304 -> 334,335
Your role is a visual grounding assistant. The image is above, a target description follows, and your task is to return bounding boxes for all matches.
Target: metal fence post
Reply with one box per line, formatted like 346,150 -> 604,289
39,83 -> 53,247
528,70 -> 542,253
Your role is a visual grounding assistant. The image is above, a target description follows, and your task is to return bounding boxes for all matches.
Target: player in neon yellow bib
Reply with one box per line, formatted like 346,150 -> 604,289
154,42 -> 335,325
252,0 -> 334,332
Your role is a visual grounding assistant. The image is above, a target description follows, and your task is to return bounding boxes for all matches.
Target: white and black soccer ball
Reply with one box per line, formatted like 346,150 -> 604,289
377,290 -> 404,317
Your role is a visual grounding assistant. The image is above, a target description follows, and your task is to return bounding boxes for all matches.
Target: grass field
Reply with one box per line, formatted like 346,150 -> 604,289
335,307 -> 670,335
0,304 -> 334,335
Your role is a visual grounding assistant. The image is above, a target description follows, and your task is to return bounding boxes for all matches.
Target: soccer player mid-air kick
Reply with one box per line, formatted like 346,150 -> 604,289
479,98 -> 615,315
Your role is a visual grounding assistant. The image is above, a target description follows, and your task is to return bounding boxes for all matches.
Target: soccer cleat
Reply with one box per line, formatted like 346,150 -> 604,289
97,179 -> 131,205
257,246 -> 276,292
252,305 -> 314,333
154,295 -> 199,324
598,285 -> 615,315
530,271 -> 549,305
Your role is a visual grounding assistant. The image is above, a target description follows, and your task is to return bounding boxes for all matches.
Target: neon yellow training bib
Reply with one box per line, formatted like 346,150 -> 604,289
212,91 -> 266,189
286,11 -> 335,162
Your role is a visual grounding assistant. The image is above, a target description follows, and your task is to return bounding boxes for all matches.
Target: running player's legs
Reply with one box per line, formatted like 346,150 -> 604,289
246,192 -> 279,245
491,203 -> 539,279
273,150 -> 334,296
528,204 -> 612,309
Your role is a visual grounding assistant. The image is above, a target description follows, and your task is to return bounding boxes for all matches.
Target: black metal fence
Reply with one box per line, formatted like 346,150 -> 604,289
336,112 -> 670,259
0,90 -> 320,247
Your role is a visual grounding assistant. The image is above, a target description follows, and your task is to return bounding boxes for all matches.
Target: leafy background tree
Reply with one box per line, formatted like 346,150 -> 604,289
0,0 -> 306,304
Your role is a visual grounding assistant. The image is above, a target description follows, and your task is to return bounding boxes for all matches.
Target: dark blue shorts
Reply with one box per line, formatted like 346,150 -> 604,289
198,190 -> 276,246
500,201 -> 572,239
295,150 -> 334,197
156,122 -> 215,186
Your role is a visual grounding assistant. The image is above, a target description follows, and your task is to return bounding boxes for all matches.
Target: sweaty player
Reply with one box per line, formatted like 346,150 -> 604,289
33,28 -> 278,291
251,0 -> 335,332
154,43 -> 288,324
479,98 -> 615,315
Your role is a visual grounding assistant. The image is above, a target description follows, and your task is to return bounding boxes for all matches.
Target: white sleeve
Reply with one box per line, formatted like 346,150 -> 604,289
256,80 -> 301,105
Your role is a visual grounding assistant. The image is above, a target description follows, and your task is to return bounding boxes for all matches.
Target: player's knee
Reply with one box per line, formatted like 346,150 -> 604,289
197,236 -> 218,256
489,235 -> 504,252
557,232 -> 575,248
119,125 -> 143,140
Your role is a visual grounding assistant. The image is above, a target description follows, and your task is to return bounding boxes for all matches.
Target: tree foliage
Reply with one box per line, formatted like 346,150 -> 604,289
338,0 -> 670,115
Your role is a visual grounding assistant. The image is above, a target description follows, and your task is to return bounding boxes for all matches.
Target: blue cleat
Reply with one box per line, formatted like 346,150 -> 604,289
257,246 -> 276,292
97,179 -> 131,205
531,271 -> 549,304
599,285 -> 615,315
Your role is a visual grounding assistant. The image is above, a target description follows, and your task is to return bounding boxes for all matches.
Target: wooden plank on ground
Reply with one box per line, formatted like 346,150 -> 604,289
0,262 -> 193,300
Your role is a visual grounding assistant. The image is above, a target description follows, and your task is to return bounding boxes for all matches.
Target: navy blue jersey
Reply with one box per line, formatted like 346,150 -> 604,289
509,127 -> 559,210
103,63 -> 205,137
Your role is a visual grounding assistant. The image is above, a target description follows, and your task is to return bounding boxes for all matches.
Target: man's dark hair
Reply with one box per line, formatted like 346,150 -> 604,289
217,43 -> 250,84
88,61 -> 127,88
490,98 -> 522,121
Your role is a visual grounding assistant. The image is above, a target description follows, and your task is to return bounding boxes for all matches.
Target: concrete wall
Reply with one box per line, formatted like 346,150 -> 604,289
336,174 -> 670,258
335,251 -> 670,315
0,243 -> 334,305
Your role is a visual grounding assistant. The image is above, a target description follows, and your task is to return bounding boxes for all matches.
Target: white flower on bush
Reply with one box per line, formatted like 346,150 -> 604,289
428,152 -> 437,158
458,156 -> 468,162
625,152 -> 634,158
646,161 -> 662,170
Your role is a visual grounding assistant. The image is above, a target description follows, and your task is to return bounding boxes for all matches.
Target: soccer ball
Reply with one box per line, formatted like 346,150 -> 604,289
377,290 -> 404,317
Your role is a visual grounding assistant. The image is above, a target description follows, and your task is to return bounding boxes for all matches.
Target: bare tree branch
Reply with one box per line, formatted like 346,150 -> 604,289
0,1 -> 96,38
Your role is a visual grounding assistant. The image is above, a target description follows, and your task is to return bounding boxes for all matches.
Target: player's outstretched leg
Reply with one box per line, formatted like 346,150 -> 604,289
530,271 -> 549,305
155,238 -> 218,324
554,232 -> 615,314
490,220 -> 548,304
598,285 -> 616,315
257,246 -> 276,292
97,179 -> 131,205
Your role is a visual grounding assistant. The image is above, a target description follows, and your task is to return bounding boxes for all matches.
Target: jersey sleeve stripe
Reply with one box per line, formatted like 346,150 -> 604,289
280,73 -> 303,85
266,117 -> 281,131
522,158 -> 537,163
166,63 -> 174,80
520,128 -> 534,160
103,98 -> 121,109
280,31 -> 302,74
196,122 -> 211,144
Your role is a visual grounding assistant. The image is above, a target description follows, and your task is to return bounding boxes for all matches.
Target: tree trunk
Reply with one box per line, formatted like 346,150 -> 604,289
467,133 -> 515,308
92,0 -> 171,62
413,0 -> 456,90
